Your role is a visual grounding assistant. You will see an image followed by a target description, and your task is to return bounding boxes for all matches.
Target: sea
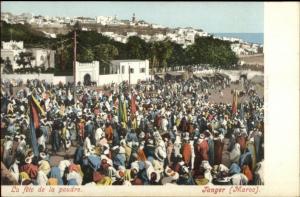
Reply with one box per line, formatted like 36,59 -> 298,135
212,33 -> 264,45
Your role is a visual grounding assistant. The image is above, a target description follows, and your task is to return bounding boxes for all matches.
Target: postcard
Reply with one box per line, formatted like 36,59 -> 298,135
0,1 -> 299,197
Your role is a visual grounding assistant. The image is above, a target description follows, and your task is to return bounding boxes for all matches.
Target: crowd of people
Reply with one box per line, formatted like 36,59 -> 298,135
1,75 -> 264,186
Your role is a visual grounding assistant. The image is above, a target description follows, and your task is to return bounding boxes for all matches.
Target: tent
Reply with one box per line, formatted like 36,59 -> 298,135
165,72 -> 186,81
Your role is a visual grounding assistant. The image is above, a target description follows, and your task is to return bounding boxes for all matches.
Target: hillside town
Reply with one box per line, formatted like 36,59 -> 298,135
1,12 -> 262,54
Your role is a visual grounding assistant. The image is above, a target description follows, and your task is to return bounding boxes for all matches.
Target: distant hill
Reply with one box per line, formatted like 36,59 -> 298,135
30,22 -> 171,36
1,21 -> 55,48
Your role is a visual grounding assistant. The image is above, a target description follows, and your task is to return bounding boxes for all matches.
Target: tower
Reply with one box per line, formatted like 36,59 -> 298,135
132,13 -> 136,23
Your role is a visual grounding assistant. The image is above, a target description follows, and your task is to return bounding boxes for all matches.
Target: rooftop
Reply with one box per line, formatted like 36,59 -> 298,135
111,59 -> 146,63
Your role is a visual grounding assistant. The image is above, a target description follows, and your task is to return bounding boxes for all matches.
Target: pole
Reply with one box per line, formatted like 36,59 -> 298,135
10,29 -> 12,41
73,31 -> 77,85
73,31 -> 77,103
128,64 -> 131,85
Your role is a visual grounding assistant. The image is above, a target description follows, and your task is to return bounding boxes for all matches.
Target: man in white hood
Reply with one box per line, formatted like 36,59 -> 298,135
17,134 -> 27,156
95,126 -> 104,146
9,159 -> 20,183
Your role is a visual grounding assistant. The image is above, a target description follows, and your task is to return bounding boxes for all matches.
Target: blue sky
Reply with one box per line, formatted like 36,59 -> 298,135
1,1 -> 264,33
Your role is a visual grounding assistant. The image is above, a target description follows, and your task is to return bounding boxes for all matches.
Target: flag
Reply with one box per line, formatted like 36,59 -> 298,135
122,99 -> 127,123
114,98 -> 119,114
232,90 -> 238,114
118,94 -> 127,124
239,103 -> 244,120
29,94 -> 46,156
130,94 -> 137,115
118,95 -> 123,123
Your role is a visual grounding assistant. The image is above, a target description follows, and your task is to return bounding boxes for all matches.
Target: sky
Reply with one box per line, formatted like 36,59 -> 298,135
1,1 -> 264,33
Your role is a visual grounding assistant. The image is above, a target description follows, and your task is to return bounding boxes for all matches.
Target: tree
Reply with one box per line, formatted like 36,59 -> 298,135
185,35 -> 238,68
126,36 -> 150,59
2,57 -> 13,73
78,48 -> 94,62
149,42 -> 160,73
56,46 -> 70,71
16,52 -> 34,69
73,21 -> 81,31
166,41 -> 185,68
154,40 -> 173,72
93,44 -> 118,74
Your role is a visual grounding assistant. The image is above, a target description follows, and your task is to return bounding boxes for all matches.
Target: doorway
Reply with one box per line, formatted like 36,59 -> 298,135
83,73 -> 91,86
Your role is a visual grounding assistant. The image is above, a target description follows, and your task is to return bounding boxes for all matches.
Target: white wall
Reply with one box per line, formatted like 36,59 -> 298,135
2,74 -> 75,85
98,73 -> 151,86
53,76 -> 74,84
1,49 -> 25,70
30,49 -> 55,68
2,74 -> 54,82
2,41 -> 24,50
219,69 -> 264,81
194,69 -> 263,81
1,69 -> 263,85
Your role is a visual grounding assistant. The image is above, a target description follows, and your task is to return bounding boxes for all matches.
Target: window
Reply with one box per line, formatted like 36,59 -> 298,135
140,68 -> 145,73
122,66 -> 125,74
130,68 -> 134,73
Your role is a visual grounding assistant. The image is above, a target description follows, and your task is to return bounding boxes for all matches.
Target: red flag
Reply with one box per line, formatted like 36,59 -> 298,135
30,95 -> 45,129
131,94 -> 137,114
31,104 -> 40,129
29,94 -> 45,156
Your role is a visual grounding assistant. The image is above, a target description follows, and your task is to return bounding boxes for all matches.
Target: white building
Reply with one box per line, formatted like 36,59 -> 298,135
139,35 -> 152,42
75,59 -> 150,86
102,32 -> 115,37
152,24 -> 165,29
1,49 -> 23,70
196,31 -> 209,37
96,16 -> 113,25
231,44 -> 245,55
127,32 -> 138,37
2,41 -> 24,50
137,22 -> 149,27
28,48 -> 55,69
109,59 -> 150,84
1,41 -> 25,70
185,32 -> 195,43
113,35 -> 128,43
1,41 -> 55,70
152,33 -> 166,41
176,37 -> 186,45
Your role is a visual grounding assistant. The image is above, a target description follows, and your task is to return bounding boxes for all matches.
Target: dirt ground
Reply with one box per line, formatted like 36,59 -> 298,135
206,82 -> 264,104
239,54 -> 264,66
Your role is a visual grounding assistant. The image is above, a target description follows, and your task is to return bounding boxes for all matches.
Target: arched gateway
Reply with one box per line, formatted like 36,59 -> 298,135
83,73 -> 91,86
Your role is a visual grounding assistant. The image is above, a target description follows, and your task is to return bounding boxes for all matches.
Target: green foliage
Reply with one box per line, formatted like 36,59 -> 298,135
126,36 -> 150,59
16,51 -> 35,69
166,41 -> 186,67
1,57 -> 13,74
1,22 -> 239,73
1,21 -> 55,48
185,36 -> 238,68
93,43 -> 118,74
78,48 -> 94,62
